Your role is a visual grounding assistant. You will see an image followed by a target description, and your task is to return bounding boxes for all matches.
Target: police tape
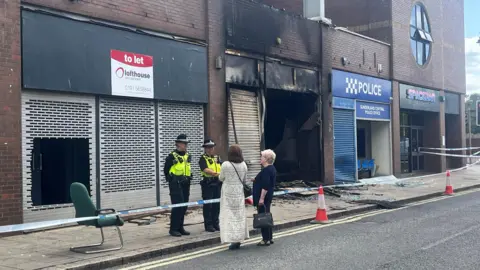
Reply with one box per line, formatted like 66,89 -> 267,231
419,151 -> 480,158
419,146 -> 480,151
0,188 -> 320,234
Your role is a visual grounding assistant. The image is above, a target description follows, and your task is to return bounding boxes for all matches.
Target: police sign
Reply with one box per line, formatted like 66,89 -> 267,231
331,69 -> 392,103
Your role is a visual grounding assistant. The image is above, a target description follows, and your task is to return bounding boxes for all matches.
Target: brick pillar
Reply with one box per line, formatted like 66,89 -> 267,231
205,0 -> 227,158
0,0 -> 22,226
460,94 -> 467,167
439,90 -> 447,172
391,81 -> 401,176
321,26 -> 334,185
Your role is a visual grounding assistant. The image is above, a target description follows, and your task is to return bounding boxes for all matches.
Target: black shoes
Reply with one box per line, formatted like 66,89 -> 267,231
169,230 -> 182,237
179,228 -> 191,235
228,242 -> 241,250
213,224 -> 220,231
205,226 -> 216,232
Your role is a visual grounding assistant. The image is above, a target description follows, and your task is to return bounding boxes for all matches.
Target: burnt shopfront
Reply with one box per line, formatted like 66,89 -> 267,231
225,55 -> 321,182
21,9 -> 207,222
399,84 -> 442,173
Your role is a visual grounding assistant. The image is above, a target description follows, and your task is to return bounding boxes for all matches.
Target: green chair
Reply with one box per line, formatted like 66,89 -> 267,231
69,182 -> 125,254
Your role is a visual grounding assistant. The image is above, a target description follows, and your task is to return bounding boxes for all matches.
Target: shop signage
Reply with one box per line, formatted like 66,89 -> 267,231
331,69 -> 392,103
332,97 -> 355,110
356,101 -> 390,120
406,88 -> 435,103
399,84 -> 439,112
111,50 -> 154,99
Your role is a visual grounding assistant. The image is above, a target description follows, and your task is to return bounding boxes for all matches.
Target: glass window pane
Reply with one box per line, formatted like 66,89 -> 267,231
413,156 -> 418,171
423,13 -> 430,32
410,26 -> 417,38
419,155 -> 425,170
411,40 -> 417,59
415,5 -> 423,28
418,30 -> 427,40
410,6 -> 416,26
417,42 -> 424,65
425,43 -> 430,61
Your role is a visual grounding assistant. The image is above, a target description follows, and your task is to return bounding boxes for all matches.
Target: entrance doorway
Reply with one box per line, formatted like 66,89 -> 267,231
400,111 -> 425,173
31,138 -> 90,206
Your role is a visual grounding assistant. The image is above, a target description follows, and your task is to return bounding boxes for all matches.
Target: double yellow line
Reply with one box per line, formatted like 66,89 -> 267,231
121,188 -> 480,269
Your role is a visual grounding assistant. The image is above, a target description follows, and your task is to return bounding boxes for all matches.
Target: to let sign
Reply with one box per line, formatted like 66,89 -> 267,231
111,50 -> 154,99
331,69 -> 392,103
356,101 -> 390,120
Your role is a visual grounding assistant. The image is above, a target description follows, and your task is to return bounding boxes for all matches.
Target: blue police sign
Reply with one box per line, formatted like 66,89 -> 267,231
356,101 -> 390,120
331,69 -> 392,103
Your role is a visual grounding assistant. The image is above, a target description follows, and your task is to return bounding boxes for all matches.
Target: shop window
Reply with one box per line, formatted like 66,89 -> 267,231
31,138 -> 90,206
400,112 -> 410,126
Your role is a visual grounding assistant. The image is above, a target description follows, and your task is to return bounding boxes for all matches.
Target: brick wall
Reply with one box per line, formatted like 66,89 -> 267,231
0,0 -> 22,226
225,0 -> 321,65
391,0 -> 466,94
329,29 -> 391,79
325,0 -> 392,43
205,0 -> 228,158
259,0 -> 303,15
23,0 -> 206,40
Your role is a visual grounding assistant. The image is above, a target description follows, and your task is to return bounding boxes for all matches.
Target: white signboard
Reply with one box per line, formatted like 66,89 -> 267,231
111,49 -> 154,99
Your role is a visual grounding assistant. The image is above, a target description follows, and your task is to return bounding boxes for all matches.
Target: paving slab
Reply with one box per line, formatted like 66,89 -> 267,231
0,165 -> 479,270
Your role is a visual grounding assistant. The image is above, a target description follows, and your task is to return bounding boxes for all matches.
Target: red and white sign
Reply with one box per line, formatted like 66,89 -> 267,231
111,50 -> 154,99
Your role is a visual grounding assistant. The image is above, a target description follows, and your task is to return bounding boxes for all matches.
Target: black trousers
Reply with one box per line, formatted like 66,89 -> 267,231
201,178 -> 221,228
258,203 -> 273,241
169,178 -> 191,232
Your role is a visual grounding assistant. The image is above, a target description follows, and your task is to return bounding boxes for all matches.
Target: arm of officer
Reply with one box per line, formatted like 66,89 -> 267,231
163,154 -> 174,180
199,156 -> 218,177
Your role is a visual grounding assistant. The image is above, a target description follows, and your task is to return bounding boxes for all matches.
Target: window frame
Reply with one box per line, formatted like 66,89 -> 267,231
409,3 -> 433,66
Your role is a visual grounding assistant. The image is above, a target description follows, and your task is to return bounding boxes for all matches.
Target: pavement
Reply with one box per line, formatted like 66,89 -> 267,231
1,165 -> 480,270
132,188 -> 480,270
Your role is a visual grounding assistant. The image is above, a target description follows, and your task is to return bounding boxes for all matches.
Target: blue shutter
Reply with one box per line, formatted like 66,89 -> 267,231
333,109 -> 356,183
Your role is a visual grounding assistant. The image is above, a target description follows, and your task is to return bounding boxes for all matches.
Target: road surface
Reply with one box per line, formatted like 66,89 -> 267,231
118,189 -> 480,270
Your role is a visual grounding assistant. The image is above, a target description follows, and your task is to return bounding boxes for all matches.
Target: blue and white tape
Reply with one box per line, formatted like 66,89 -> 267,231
419,146 -> 480,151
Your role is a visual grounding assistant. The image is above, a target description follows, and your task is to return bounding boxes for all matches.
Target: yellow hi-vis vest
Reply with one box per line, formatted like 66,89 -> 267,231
201,154 -> 221,177
169,152 -> 191,177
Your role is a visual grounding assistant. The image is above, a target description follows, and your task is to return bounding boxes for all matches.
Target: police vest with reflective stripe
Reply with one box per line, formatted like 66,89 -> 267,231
201,154 -> 221,177
169,152 -> 191,177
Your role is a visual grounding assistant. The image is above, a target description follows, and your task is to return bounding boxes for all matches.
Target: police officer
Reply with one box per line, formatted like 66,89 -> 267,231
163,134 -> 192,237
199,139 -> 222,232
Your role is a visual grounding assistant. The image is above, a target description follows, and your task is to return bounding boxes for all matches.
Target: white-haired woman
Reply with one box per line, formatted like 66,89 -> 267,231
252,149 -> 277,246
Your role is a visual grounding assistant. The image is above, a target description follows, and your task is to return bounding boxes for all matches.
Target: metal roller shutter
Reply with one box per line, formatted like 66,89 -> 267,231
99,98 -> 157,210
157,102 -> 204,205
228,89 -> 262,181
333,109 -> 356,183
22,90 -> 97,222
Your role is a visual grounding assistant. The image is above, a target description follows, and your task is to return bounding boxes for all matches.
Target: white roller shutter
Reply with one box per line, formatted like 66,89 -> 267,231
21,90 -> 97,222
157,102 -> 205,205
99,98 -> 157,210
228,89 -> 262,180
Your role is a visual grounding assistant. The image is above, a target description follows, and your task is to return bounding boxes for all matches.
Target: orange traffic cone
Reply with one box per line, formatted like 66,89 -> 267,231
444,170 -> 454,195
311,186 -> 330,224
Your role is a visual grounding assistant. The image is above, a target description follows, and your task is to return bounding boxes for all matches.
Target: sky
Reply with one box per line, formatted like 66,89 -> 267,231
465,0 -> 480,94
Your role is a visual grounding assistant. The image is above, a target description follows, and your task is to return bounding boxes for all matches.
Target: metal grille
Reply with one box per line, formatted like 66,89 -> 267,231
158,102 -> 204,204
228,89 -> 262,181
333,109 -> 356,183
99,98 -> 157,210
21,91 -> 96,223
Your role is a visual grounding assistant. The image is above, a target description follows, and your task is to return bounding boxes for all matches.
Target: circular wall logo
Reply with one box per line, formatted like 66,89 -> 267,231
115,67 -> 124,78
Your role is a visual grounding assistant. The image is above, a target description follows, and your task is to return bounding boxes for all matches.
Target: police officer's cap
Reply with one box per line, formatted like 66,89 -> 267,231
175,134 -> 190,144
202,139 -> 216,148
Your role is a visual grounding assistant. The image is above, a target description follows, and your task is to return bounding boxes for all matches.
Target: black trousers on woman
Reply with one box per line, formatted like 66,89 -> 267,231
258,203 -> 273,241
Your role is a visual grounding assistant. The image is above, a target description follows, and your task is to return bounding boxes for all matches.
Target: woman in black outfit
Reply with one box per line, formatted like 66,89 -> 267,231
252,149 -> 277,246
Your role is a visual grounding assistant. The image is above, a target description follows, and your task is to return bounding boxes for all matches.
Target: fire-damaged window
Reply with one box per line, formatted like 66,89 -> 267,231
264,89 -> 320,183
410,3 -> 432,66
30,138 -> 90,206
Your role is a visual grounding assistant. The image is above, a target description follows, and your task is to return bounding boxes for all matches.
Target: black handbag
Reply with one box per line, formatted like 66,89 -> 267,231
229,162 -> 252,198
253,205 -> 274,229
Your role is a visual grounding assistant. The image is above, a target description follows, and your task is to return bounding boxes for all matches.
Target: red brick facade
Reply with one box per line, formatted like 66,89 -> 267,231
0,0 -> 22,226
